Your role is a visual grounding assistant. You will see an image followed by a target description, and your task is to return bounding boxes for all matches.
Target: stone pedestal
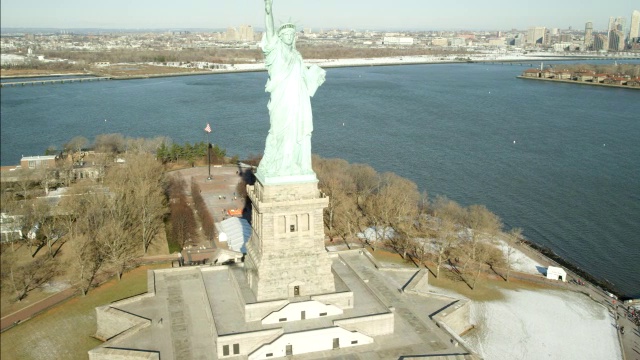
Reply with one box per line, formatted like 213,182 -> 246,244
244,178 -> 335,302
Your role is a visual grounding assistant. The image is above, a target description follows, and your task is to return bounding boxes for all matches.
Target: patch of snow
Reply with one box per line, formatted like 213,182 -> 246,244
464,289 -> 622,360
496,239 -> 544,275
41,280 -> 71,293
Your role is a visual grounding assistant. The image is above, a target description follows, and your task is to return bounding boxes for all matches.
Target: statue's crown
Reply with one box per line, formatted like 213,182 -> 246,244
278,23 -> 296,34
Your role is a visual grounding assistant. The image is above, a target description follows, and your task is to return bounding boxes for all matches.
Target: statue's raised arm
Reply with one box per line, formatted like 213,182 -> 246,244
264,0 -> 275,43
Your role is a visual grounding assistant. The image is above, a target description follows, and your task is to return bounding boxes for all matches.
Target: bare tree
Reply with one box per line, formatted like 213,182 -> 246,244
64,136 -> 89,165
14,169 -> 38,200
3,253 -> 59,302
431,195 -> 466,224
167,175 -> 196,249
505,227 -> 523,282
64,136 -> 89,154
314,157 -> 354,240
433,218 -> 458,278
169,199 -> 197,249
463,204 -> 502,269
69,233 -> 106,295
471,242 -> 506,289
62,190 -> 109,294
93,133 -> 126,154
97,217 -> 137,280
106,153 -> 166,254
36,167 -> 56,195
362,172 -> 419,249
39,216 -> 66,257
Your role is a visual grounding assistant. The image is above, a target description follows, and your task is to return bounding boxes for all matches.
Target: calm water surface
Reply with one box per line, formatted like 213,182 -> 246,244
1,62 -> 639,297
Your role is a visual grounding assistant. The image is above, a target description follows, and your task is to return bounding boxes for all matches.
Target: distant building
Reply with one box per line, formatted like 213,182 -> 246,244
527,27 -> 546,45
593,33 -> 609,51
584,22 -> 593,50
512,34 -> 525,47
224,25 -> 255,42
630,10 -> 640,41
0,53 -> 27,66
608,16 -> 626,50
609,29 -> 625,51
546,266 -> 567,282
487,38 -> 506,47
20,155 -> 57,170
450,37 -> 466,46
0,213 -> 23,243
383,36 -> 414,45
430,37 -> 448,47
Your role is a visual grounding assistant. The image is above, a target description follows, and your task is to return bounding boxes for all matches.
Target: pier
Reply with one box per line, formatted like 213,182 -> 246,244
0,76 -> 112,87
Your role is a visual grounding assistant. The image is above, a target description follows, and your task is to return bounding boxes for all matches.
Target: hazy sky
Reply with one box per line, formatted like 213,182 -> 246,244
1,0 -> 638,31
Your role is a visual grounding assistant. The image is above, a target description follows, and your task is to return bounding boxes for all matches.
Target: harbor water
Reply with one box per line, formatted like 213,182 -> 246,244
1,61 -> 639,297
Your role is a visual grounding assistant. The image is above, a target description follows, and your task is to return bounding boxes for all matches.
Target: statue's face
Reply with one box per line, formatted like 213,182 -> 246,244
280,31 -> 295,46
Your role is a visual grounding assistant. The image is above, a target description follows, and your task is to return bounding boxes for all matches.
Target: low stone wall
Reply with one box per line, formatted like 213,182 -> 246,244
90,305 -> 156,360
334,312 -> 395,336
217,328 -> 283,358
88,348 -> 160,360
403,269 -> 429,294
262,300 -> 343,324
94,300 -> 152,341
312,291 -> 354,309
431,300 -> 483,359
244,299 -> 289,323
433,300 -> 473,336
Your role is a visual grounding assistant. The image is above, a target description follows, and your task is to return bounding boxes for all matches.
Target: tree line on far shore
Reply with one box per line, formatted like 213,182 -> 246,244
550,63 -> 639,77
2,46 -> 472,72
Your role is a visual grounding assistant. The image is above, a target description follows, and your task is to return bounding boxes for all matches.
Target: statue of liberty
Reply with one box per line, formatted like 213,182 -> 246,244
256,0 -> 326,183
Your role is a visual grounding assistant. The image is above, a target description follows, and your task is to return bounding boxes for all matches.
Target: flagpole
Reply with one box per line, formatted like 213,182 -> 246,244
207,132 -> 212,180
204,122 -> 212,181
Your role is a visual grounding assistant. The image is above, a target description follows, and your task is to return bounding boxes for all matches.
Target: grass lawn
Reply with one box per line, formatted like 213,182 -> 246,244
427,266 -> 555,302
367,247 -> 416,266
0,263 -> 170,360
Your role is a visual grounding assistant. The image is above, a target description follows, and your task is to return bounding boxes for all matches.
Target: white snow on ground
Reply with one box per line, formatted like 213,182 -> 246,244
496,239 -> 545,275
41,280 -> 71,293
228,53 -> 606,72
464,289 -> 622,360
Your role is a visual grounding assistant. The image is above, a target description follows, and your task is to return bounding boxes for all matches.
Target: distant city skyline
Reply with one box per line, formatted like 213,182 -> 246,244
0,0 -> 638,32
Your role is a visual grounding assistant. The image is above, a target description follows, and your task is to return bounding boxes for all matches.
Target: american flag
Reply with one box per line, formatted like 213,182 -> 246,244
204,123 -> 212,133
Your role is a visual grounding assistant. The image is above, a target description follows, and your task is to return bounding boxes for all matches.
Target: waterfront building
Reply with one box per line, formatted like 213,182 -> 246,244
450,37 -> 466,46
584,22 -> 593,50
512,34 -> 525,47
487,38 -> 506,47
430,37 -> 448,46
382,36 -> 414,45
20,155 -> 57,169
527,27 -> 546,45
608,16 -> 626,50
224,25 -> 255,42
609,16 -> 626,32
609,29 -> 625,51
593,33 -> 609,51
630,10 -> 640,41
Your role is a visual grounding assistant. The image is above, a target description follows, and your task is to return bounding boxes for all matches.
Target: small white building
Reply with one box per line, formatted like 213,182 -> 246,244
383,36 -> 414,45
546,266 -> 567,282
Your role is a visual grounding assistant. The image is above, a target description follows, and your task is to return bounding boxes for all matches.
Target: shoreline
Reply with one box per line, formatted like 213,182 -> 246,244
2,54 -> 639,81
517,75 -> 640,90
517,238 -> 630,299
